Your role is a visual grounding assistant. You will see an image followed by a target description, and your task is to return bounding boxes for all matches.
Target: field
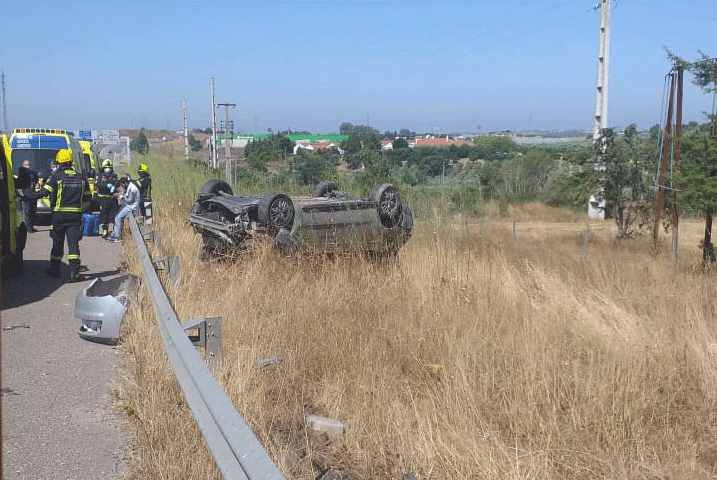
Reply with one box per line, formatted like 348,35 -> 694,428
115,152 -> 717,479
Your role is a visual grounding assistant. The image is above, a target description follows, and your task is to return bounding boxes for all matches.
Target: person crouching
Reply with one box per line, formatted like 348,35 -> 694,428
106,176 -> 141,243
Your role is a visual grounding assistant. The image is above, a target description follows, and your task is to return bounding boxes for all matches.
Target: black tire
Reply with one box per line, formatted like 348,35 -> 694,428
371,184 -> 402,228
258,193 -> 294,235
200,179 -> 233,196
312,182 -> 338,197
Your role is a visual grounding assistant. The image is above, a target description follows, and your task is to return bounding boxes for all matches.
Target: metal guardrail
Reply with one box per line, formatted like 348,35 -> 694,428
128,215 -> 286,480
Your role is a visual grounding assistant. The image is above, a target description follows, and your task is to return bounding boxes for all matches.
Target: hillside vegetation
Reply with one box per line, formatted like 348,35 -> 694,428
116,151 -> 717,479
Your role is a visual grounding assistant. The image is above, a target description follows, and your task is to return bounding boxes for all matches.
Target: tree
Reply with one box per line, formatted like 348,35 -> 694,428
293,151 -> 331,185
340,135 -> 362,155
472,135 -> 517,161
130,128 -> 149,154
598,125 -> 653,238
340,122 -> 353,135
276,135 -> 295,159
676,125 -> 717,264
666,49 -> 717,266
363,131 -> 381,151
398,128 -> 414,139
392,137 -> 409,149
188,134 -> 202,151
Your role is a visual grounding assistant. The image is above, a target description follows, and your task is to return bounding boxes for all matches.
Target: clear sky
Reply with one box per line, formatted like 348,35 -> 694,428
0,0 -> 715,134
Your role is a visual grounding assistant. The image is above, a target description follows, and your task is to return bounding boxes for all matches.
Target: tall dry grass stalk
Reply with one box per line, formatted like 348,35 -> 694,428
117,152 -> 717,479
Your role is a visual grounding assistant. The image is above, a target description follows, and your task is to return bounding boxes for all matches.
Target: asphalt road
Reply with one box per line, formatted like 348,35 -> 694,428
2,226 -> 129,479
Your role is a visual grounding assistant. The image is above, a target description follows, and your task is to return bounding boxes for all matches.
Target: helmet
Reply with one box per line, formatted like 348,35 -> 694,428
101,159 -> 113,169
56,149 -> 73,164
137,163 -> 149,174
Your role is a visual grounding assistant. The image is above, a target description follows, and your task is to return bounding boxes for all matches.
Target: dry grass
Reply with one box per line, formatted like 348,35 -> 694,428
116,153 -> 717,479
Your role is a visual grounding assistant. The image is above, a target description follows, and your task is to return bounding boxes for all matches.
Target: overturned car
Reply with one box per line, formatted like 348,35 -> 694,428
188,179 -> 413,258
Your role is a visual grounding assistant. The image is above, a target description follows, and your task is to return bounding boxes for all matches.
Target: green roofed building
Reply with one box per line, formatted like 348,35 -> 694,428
216,133 -> 348,148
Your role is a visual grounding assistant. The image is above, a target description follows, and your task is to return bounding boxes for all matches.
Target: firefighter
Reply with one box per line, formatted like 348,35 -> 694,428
21,149 -> 91,282
96,159 -> 119,238
136,163 -> 152,223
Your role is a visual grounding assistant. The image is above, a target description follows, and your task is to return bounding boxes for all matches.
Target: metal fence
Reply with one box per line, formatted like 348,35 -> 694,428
128,215 -> 286,480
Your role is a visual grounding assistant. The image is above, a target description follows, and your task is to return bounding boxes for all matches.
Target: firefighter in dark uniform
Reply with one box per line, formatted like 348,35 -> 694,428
96,159 -> 119,238
136,163 -> 152,222
22,149 -> 91,282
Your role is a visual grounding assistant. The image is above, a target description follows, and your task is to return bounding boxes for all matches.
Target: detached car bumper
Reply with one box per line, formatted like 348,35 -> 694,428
75,274 -> 139,344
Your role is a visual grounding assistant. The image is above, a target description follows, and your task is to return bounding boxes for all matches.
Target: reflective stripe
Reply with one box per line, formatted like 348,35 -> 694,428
57,207 -> 82,212
51,255 -> 63,260
68,254 -> 80,260
43,184 -> 54,194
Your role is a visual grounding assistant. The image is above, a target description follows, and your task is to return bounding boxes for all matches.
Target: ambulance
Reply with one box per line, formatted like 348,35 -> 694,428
1,134 -> 26,276
79,139 -> 99,196
10,128 -> 93,220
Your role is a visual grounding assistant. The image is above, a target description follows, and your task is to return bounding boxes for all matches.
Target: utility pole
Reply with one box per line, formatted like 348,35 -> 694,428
217,103 -> 236,182
1,70 -> 8,134
653,70 -> 676,249
593,0 -> 611,140
210,77 -> 218,169
182,98 -> 189,162
671,67 -> 684,263
588,0 -> 612,220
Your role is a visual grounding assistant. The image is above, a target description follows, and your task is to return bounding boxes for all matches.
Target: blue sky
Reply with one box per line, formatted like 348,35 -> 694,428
0,0 -> 715,134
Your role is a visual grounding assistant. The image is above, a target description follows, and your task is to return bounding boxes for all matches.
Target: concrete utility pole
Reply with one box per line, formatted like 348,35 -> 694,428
593,0 -> 611,139
1,70 -> 8,134
182,98 -> 189,162
210,77 -> 218,169
588,0 -> 612,219
217,103 -> 236,182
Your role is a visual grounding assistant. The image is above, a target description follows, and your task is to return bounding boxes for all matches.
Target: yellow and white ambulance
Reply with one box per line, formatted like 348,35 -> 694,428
10,128 -> 92,220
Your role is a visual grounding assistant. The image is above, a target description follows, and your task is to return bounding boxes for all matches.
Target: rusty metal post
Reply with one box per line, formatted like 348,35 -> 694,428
653,71 -> 676,248
671,67 -> 683,264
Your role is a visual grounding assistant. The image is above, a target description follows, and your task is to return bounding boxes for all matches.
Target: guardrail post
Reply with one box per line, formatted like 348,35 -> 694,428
141,228 -> 161,251
181,317 -> 223,369
153,255 -> 180,288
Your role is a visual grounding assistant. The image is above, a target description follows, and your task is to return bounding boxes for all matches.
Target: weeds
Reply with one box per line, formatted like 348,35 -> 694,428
117,150 -> 717,479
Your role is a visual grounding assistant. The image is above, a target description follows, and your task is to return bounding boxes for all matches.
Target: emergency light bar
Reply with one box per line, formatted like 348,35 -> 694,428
13,128 -> 74,136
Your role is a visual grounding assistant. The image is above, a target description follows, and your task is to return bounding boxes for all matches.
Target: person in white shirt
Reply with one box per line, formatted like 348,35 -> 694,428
107,176 -> 141,242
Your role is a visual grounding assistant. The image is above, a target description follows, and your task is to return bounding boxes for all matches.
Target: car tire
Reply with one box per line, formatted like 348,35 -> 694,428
200,179 -> 233,196
372,184 -> 402,228
312,182 -> 338,197
258,193 -> 294,235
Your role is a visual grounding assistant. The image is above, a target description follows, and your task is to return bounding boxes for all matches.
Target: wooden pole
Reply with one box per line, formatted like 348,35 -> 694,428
583,223 -> 590,258
671,67 -> 683,264
653,71 -> 676,248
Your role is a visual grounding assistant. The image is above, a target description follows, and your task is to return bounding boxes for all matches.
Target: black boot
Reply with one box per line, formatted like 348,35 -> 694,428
69,270 -> 83,283
46,259 -> 61,278
68,260 -> 82,283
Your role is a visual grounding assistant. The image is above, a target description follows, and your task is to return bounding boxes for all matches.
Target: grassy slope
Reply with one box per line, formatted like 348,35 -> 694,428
116,150 -> 717,479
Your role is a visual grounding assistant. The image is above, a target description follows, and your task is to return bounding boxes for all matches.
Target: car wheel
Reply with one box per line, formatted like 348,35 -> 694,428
372,184 -> 402,228
200,179 -> 233,196
312,182 -> 338,197
258,193 -> 294,235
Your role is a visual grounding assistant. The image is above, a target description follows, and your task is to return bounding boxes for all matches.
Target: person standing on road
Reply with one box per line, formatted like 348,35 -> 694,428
16,160 -> 39,232
96,159 -> 119,238
21,149 -> 91,282
136,163 -> 152,223
106,176 -> 141,243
